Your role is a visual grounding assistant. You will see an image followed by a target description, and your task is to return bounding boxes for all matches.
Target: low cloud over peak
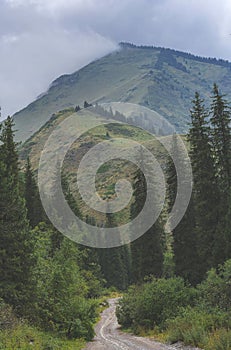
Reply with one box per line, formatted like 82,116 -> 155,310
1,0 -> 231,118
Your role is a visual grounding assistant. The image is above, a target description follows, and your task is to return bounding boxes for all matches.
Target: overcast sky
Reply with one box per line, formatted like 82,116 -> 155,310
1,0 -> 231,119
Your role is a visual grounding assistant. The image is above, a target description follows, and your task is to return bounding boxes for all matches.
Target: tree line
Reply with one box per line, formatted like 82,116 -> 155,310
120,42 -> 231,69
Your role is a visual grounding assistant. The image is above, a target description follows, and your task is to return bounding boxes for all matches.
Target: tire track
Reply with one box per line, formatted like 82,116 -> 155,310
84,298 -> 201,350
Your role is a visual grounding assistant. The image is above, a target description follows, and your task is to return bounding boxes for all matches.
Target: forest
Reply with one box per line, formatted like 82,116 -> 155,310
117,84 -> 231,349
0,117 -> 105,348
0,83 -> 231,349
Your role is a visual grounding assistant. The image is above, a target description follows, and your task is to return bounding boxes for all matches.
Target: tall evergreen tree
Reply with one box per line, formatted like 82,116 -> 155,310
188,92 -> 219,276
24,157 -> 44,228
167,134 -> 200,285
62,175 -> 105,294
0,117 -> 34,311
210,85 -> 231,265
97,204 -> 129,290
61,172 -> 82,220
1,117 -> 18,181
130,148 -> 164,283
210,84 -> 231,192
44,170 -> 83,254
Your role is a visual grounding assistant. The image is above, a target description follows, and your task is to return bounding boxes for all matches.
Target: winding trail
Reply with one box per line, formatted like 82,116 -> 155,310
84,298 -> 201,350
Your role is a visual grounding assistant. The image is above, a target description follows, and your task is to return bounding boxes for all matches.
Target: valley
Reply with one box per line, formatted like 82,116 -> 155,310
1,42 -> 231,350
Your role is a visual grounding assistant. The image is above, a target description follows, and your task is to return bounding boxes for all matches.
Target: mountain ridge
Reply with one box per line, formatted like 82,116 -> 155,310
14,42 -> 231,142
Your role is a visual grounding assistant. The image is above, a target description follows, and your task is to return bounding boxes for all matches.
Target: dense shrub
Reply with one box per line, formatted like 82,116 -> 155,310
167,307 -> 231,347
117,260 -> 231,349
0,299 -> 18,330
0,323 -> 86,350
28,226 -> 99,340
197,259 -> 231,311
207,329 -> 231,350
116,277 -> 197,331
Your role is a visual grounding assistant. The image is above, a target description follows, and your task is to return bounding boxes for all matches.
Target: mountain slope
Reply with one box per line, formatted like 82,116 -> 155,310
19,105 -> 169,223
14,42 -> 231,142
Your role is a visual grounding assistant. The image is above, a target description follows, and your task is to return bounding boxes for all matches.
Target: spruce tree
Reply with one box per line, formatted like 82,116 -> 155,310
166,134 -> 178,211
24,157 -> 44,227
97,205 -> 129,290
188,92 -> 219,277
0,117 -> 34,311
130,148 -> 163,283
210,85 -> 231,265
45,170 -> 83,254
61,172 -> 82,220
167,134 -> 200,285
1,117 -> 18,181
210,84 -> 231,192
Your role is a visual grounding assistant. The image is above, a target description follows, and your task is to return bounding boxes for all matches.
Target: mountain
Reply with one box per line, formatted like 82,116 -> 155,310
20,105 -> 170,222
14,42 -> 231,142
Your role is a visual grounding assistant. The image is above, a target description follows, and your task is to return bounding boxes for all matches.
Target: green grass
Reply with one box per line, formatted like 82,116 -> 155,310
0,290 -> 123,350
19,107 -> 169,224
14,44 -> 231,142
126,308 -> 231,350
0,324 -> 86,350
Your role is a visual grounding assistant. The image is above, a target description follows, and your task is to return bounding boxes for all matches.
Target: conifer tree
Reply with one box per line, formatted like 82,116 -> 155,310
0,117 -> 34,310
130,148 -> 163,283
24,157 -> 44,227
210,84 -> 231,193
84,101 -> 92,109
166,134 -> 178,211
167,133 -> 200,285
210,85 -> 231,265
62,172 -> 82,220
188,92 -> 219,276
98,205 -> 129,290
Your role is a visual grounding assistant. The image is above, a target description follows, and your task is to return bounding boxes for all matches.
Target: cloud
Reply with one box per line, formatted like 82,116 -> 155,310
0,29 -> 116,119
1,0 -> 231,118
0,1 -> 117,118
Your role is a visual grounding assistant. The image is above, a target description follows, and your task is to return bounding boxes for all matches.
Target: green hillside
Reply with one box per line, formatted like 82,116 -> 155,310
19,106 -> 169,223
14,42 -> 231,142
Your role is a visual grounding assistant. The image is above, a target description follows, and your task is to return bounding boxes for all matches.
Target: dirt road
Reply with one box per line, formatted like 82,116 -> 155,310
84,298 -> 201,350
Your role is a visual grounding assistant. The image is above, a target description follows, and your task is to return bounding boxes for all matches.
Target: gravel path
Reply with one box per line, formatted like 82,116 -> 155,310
84,298 -> 202,350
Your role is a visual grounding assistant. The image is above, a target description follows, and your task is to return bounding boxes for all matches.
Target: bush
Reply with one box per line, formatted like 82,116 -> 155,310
116,259 -> 231,349
57,297 -> 97,340
167,307 -> 227,345
0,323 -> 86,350
207,329 -> 231,350
0,299 -> 18,330
166,307 -> 231,349
28,230 -> 99,341
116,286 -> 137,328
198,259 -> 231,311
116,277 -> 197,332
